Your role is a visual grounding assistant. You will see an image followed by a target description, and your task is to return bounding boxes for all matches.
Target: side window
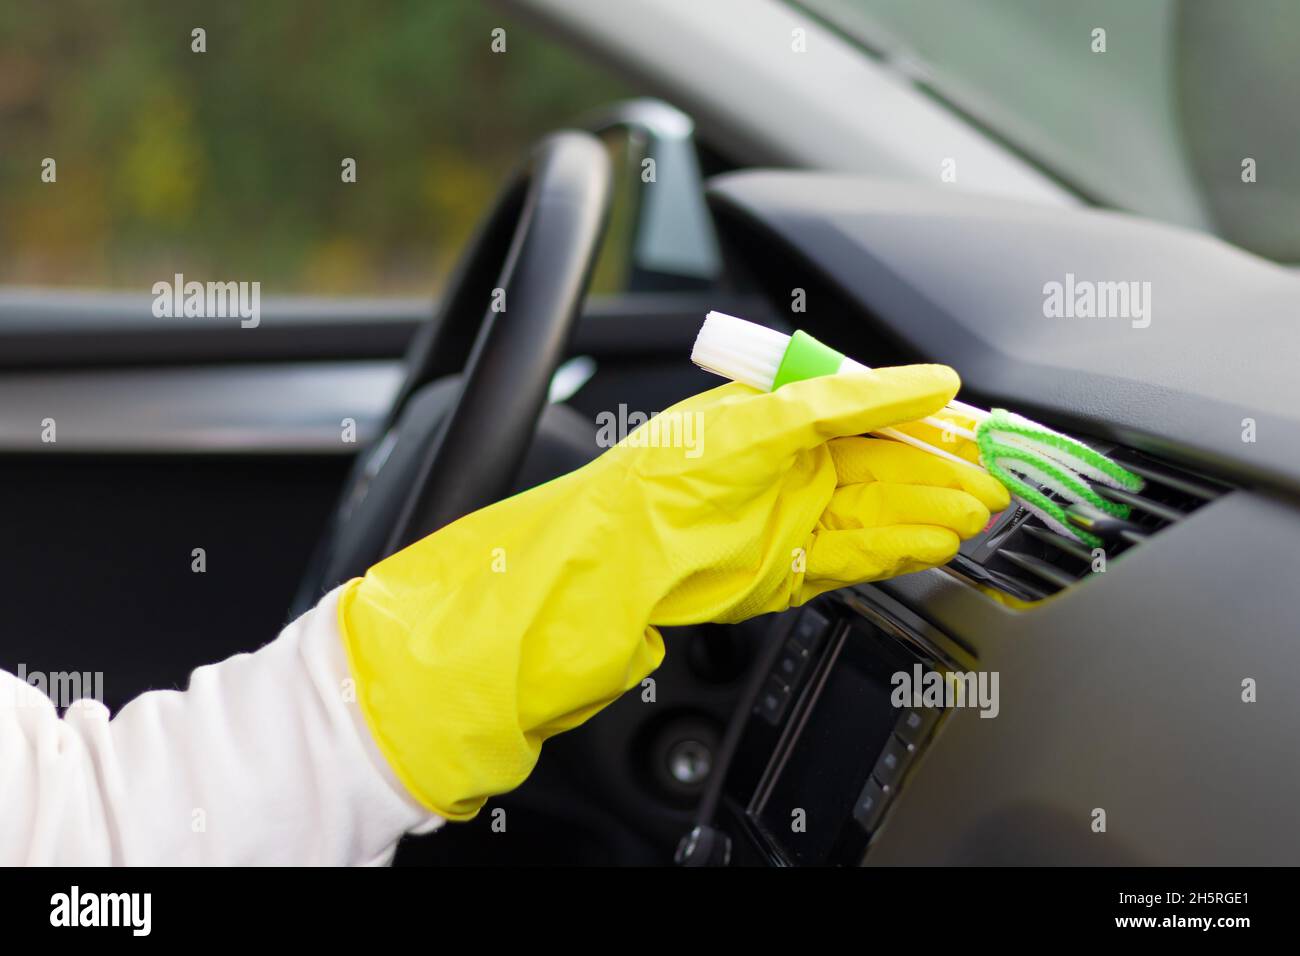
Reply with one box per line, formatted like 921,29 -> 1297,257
0,4 -> 635,294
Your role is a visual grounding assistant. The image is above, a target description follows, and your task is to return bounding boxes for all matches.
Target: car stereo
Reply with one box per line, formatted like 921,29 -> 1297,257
713,588 -> 964,866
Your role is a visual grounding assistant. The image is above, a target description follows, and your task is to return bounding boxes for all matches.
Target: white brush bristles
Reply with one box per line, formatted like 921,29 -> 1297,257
691,311 -> 790,392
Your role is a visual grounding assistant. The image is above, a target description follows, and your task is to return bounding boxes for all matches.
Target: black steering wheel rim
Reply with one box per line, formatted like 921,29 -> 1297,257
293,130 -> 612,611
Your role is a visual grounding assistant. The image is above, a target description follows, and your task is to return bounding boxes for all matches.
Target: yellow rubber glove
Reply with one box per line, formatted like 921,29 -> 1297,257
891,408 -> 983,465
338,366 -> 1009,819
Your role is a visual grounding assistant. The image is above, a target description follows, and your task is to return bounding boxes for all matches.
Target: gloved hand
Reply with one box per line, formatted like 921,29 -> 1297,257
338,366 -> 1009,819
892,408 -> 983,465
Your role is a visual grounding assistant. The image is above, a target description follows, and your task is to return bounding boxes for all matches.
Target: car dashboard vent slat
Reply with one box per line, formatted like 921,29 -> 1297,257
1093,485 -> 1187,523
1120,461 -> 1222,501
1021,524 -> 1092,561
950,442 -> 1232,602
996,549 -> 1081,590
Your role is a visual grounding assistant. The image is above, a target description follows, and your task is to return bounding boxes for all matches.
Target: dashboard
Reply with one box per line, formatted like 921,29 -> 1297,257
677,171 -> 1300,866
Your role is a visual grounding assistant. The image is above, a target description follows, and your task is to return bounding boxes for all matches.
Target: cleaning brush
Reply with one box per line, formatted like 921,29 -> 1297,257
691,311 -> 1144,548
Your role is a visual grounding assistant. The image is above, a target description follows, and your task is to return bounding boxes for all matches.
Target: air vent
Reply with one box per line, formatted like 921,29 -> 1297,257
950,445 -> 1232,601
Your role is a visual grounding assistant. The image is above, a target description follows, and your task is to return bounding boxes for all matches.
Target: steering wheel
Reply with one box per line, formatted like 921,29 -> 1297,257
293,131 -> 612,612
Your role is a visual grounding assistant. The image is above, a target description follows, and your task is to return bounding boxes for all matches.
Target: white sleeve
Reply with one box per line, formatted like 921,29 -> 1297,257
0,584 -> 440,866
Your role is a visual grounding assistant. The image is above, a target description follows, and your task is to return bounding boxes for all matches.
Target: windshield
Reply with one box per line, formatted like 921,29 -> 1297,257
800,0 -> 1300,263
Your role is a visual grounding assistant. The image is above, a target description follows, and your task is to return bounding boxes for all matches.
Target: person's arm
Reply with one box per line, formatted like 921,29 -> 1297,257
3,369 -> 1005,865
0,586 -> 437,866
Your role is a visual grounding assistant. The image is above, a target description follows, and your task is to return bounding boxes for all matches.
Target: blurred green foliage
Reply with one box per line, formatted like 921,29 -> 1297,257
0,0 -> 632,292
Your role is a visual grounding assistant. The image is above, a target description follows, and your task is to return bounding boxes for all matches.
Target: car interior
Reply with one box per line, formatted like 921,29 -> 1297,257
3,0 -> 1297,867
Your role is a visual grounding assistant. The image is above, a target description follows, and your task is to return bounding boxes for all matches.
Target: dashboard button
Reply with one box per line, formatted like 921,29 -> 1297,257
772,643 -> 809,684
871,736 -> 911,789
853,778 -> 892,832
790,608 -> 829,652
895,707 -> 939,746
755,676 -> 791,725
